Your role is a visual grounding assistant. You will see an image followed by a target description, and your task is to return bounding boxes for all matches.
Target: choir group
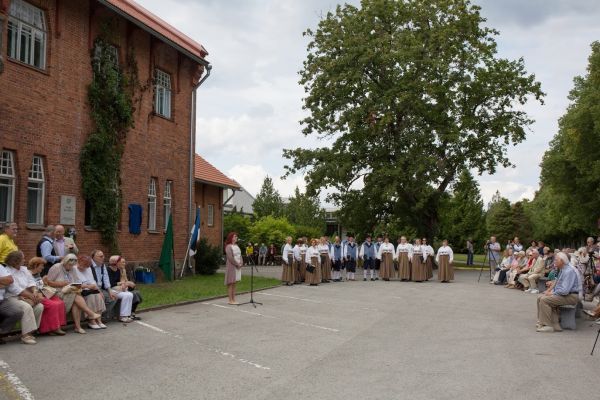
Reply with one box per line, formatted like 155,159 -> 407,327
279,234 -> 455,286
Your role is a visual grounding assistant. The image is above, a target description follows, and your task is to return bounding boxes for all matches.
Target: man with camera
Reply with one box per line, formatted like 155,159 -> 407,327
485,236 -> 501,283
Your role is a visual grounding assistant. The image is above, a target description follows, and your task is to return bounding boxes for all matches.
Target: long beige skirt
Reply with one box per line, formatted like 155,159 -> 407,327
281,256 -> 295,283
305,256 -> 322,285
297,259 -> 306,283
425,256 -> 434,280
398,252 -> 410,280
412,255 -> 426,282
437,255 -> 454,282
380,253 -> 394,280
320,254 -> 331,281
83,292 -> 106,315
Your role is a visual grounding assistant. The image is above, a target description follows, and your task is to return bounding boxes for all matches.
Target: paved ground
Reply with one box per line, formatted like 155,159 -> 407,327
1,269 -> 599,400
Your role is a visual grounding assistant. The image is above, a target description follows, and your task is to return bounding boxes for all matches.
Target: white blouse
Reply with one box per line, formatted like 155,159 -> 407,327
6,266 -> 36,297
317,244 -> 331,257
72,266 -> 98,287
395,243 -> 413,259
282,243 -> 294,263
377,243 -> 395,259
436,246 -> 454,263
305,246 -> 321,265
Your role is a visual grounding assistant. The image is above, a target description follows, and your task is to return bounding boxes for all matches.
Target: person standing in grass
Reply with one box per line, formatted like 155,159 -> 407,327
225,232 -> 243,305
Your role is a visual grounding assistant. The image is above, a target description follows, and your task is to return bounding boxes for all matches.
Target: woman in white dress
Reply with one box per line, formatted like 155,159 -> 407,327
377,237 -> 395,281
395,236 -> 412,281
224,232 -> 243,304
436,240 -> 454,282
305,239 -> 322,286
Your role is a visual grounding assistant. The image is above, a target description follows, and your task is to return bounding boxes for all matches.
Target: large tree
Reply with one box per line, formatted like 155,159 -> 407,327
285,187 -> 327,233
253,176 -> 285,218
438,169 -> 485,249
284,0 -> 544,238
533,42 -> 600,241
485,192 -> 513,245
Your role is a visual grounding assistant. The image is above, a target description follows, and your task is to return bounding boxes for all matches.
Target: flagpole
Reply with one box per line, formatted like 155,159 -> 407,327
179,232 -> 195,279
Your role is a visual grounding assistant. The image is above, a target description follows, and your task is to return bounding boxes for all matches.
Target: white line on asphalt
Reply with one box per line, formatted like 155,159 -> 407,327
0,360 -> 35,400
257,291 -> 378,311
201,302 -> 340,332
135,321 -> 271,371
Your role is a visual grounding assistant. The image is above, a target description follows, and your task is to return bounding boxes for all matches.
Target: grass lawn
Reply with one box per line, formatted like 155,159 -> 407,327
453,253 -> 487,268
137,273 -> 280,310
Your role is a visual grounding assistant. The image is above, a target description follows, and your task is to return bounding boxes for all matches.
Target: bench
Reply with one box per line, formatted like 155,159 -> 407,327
537,277 -> 549,292
559,301 -> 582,330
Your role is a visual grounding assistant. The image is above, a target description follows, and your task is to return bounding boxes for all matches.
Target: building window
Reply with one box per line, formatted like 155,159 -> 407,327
7,0 -> 47,70
26,156 -> 45,224
207,204 -> 214,227
0,151 -> 16,223
154,69 -> 171,118
148,178 -> 157,231
163,180 -> 172,229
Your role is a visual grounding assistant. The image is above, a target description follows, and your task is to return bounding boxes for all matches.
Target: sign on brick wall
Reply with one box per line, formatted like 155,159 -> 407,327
60,196 -> 76,225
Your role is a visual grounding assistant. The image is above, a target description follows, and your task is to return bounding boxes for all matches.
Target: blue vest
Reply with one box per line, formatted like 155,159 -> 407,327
333,244 -> 342,260
363,242 -> 375,259
346,243 -> 357,259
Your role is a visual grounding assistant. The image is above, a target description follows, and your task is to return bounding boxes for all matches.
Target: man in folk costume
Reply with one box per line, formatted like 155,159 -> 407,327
373,235 -> 383,280
343,235 -> 358,281
436,239 -> 454,283
396,236 -> 413,281
331,236 -> 344,282
377,236 -> 395,281
360,235 -> 377,281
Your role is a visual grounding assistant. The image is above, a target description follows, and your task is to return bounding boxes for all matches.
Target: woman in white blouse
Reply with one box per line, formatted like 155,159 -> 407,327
377,237 -> 395,281
395,236 -> 412,281
72,255 -> 107,328
3,251 -> 43,344
305,239 -> 322,286
436,240 -> 454,282
410,239 -> 427,282
318,237 -> 332,283
281,236 -> 295,285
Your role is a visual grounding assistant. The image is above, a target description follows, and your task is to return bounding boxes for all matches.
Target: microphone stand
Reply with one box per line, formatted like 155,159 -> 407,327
238,255 -> 262,308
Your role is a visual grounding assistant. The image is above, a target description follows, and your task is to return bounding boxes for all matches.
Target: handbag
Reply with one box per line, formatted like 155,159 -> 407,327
235,267 -> 242,282
81,289 -> 100,297
306,264 -> 316,273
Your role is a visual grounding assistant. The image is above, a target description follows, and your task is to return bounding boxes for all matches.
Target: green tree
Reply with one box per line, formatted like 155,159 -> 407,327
248,216 -> 296,246
510,200 -> 533,243
284,0 -> 544,238
285,187 -> 326,232
223,213 -> 251,243
253,177 -> 285,218
533,41 -> 600,241
438,169 -> 485,249
485,191 -> 513,245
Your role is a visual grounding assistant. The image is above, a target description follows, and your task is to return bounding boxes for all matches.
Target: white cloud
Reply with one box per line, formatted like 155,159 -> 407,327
227,164 -> 306,198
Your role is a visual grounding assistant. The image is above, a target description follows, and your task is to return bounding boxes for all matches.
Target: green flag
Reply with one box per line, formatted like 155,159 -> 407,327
159,214 -> 174,281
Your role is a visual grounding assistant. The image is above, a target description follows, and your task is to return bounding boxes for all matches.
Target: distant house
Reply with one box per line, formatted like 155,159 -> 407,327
223,186 -> 255,216
194,155 -> 240,249
325,207 -> 348,240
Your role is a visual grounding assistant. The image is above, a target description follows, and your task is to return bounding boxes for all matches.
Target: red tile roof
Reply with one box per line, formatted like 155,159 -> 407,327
194,154 -> 240,190
99,0 -> 209,64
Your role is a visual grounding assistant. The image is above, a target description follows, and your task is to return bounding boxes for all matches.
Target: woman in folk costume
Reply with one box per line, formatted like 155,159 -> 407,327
318,237 -> 332,283
343,235 -> 358,281
395,236 -> 412,281
305,238 -> 322,286
436,239 -> 454,282
331,236 -> 344,282
281,236 -> 295,286
293,239 -> 305,284
410,238 -> 427,282
422,238 -> 435,280
377,236 -> 395,281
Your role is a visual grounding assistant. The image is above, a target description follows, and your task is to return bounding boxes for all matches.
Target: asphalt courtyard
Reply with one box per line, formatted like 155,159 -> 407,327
0,269 -> 598,400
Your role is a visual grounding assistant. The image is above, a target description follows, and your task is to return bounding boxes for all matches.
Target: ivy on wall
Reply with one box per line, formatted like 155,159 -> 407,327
80,22 -> 145,252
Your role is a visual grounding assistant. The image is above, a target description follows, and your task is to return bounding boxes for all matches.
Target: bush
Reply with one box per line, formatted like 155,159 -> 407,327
194,238 -> 222,275
249,216 -> 296,245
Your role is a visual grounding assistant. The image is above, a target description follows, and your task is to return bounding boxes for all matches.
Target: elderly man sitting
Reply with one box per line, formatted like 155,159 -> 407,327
519,249 -> 545,294
536,252 -> 580,333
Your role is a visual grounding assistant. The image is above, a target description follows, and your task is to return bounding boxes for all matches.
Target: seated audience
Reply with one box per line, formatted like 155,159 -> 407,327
519,249 -> 545,293
494,248 -> 513,285
27,257 -> 67,336
72,255 -> 107,329
0,262 -> 23,344
506,251 -> 525,288
90,250 -> 118,318
107,255 -> 141,322
3,251 -> 43,344
45,254 -> 101,334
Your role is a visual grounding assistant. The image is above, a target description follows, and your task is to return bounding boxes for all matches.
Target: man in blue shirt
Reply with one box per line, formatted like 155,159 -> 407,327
536,252 -> 580,332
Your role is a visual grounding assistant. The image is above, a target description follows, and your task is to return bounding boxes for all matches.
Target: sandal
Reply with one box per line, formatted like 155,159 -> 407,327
119,317 -> 132,323
74,328 -> 87,334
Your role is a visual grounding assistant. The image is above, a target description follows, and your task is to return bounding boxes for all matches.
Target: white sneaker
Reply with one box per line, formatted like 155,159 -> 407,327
536,326 -> 554,333
530,289 -> 539,294
524,289 -> 532,293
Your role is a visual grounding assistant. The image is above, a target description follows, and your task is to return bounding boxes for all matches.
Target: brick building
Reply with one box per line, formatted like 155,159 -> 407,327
0,0 -> 210,270
194,154 -> 240,250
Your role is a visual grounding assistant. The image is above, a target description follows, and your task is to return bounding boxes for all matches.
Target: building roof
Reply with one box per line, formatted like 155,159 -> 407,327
98,0 -> 209,65
194,154 -> 241,190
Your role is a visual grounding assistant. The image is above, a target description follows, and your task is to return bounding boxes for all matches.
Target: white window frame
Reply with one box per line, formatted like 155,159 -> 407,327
154,69 -> 172,118
163,180 -> 172,230
26,155 -> 45,224
7,0 -> 47,69
93,42 -> 119,69
148,178 -> 157,231
207,204 -> 214,227
0,150 -> 16,223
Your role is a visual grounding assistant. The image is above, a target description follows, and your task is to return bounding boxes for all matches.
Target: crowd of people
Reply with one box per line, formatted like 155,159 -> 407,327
486,235 -> 600,332
0,222 -> 143,345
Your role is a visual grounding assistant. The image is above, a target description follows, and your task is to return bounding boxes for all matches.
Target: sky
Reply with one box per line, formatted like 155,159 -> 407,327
137,0 -> 600,205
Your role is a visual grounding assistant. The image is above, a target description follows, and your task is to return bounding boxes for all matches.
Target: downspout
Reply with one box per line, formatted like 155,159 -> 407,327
189,64 -> 212,233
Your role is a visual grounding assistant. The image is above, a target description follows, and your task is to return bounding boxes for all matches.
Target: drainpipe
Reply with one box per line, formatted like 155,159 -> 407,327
189,64 -> 212,233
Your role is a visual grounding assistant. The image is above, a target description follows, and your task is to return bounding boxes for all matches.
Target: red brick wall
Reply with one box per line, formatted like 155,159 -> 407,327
194,182 -> 223,250
0,0 -> 200,268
